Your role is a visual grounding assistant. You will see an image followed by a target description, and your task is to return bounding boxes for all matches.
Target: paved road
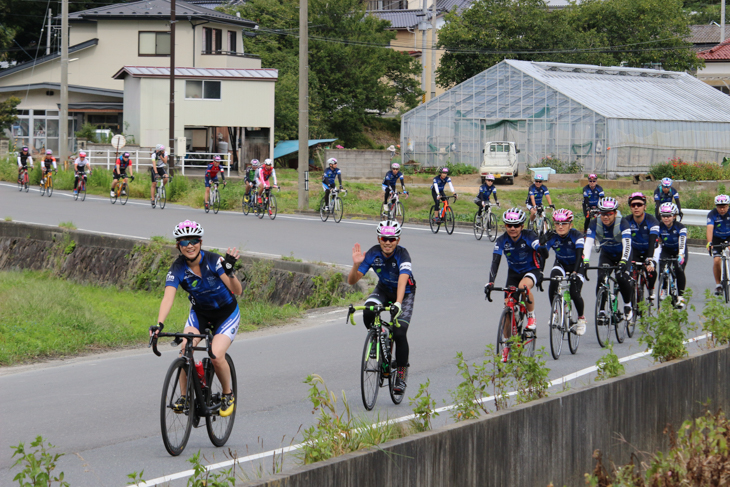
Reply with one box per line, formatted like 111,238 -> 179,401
0,183 -> 716,486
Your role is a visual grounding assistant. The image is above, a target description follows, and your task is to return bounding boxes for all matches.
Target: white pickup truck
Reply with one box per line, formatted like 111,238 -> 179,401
479,141 -> 520,185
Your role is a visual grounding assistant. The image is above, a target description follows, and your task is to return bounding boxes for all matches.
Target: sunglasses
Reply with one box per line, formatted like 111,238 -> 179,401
661,214 -> 674,218
534,181 -> 542,183
505,223 -> 523,229
600,212 -> 615,217
177,238 -> 201,247
554,222 -> 570,226
630,203 -> 645,208
588,180 -> 597,183
380,237 -> 398,243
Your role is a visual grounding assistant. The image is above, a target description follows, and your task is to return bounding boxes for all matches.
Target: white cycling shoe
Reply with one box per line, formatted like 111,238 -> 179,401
623,306 -> 633,322
575,317 -> 587,336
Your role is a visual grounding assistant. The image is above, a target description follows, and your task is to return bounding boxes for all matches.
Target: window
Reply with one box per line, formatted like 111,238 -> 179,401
185,80 -> 221,100
203,27 -> 222,54
228,31 -> 237,53
139,32 -> 171,56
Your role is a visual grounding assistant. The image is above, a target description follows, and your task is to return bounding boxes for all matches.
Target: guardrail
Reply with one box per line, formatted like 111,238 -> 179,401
680,209 -> 708,227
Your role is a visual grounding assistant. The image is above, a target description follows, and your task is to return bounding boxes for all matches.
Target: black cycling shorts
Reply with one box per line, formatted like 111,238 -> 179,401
150,166 -> 167,182
113,168 -> 129,180
505,267 -> 541,290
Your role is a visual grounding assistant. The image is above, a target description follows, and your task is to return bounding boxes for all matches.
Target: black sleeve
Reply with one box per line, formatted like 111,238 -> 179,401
647,233 -> 657,260
675,197 -> 682,212
582,196 -> 589,214
337,173 -> 342,186
573,248 -> 584,273
488,253 -> 501,284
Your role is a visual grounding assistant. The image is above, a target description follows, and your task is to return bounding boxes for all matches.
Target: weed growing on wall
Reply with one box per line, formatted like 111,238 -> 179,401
409,379 -> 439,432
305,272 -> 345,308
638,289 -> 696,363
129,239 -> 176,293
58,221 -> 76,230
595,343 -> 625,381
241,260 -> 276,303
10,436 -> 69,487
700,289 -> 730,347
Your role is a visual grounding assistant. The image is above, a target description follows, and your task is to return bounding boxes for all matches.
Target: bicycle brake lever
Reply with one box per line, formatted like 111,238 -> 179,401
171,336 -> 183,346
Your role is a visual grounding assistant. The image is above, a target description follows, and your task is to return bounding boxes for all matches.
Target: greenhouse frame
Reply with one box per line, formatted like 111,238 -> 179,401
401,60 -> 730,176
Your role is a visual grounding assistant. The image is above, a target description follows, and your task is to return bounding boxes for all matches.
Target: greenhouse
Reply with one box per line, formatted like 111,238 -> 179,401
401,60 -> 730,176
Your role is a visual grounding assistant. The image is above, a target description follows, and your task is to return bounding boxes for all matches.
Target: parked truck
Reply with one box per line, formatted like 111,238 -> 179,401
479,141 -> 520,185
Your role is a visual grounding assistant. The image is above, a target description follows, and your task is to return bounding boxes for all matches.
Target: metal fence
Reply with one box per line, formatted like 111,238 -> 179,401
85,150 -> 231,177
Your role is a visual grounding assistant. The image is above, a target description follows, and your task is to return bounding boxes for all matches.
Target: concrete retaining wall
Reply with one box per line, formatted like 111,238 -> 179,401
242,345 -> 730,487
324,149 -> 392,179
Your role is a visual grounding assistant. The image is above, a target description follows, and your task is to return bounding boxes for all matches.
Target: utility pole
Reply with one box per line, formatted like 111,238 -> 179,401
59,0 -> 69,163
46,9 -> 52,55
169,0 -> 176,168
420,0 -> 427,99
430,0 -> 437,100
297,0 -> 308,210
722,0 -> 726,46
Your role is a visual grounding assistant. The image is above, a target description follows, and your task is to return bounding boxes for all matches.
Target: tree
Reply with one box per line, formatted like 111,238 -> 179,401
0,96 -> 20,133
224,0 -> 422,145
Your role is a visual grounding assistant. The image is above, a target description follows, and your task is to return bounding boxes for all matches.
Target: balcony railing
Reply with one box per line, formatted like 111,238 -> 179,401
366,0 -> 407,11
201,50 -> 260,59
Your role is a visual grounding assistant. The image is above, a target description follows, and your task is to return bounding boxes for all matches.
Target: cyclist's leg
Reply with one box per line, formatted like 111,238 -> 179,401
322,183 -> 331,207
677,252 -> 687,296
712,237 -> 725,288
431,188 -> 440,210
583,213 -> 591,234
596,252 -> 614,306
392,292 -> 414,367
529,205 -> 537,222
210,306 -> 241,395
150,168 -> 157,200
383,185 -> 391,205
362,285 -> 388,329
504,268 -> 523,307
570,270 -> 586,317
204,176 -> 212,203
474,197 -> 484,215
548,266 -> 563,305
520,273 -> 537,314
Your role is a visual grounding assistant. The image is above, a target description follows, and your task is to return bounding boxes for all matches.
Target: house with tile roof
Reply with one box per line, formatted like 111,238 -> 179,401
697,39 -> 730,95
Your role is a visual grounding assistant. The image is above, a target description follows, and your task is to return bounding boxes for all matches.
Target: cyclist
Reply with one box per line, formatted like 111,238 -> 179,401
17,146 -> 34,182
582,197 -> 634,321
526,174 -> 555,225
474,174 -> 500,216
625,192 -> 660,303
382,162 -> 408,212
40,150 -> 58,187
256,158 -> 278,204
322,157 -> 343,211
348,220 -> 415,394
707,194 -> 730,296
654,178 -> 682,221
111,152 -> 134,197
582,174 -> 604,234
431,168 -> 457,220
151,220 -> 242,417
150,144 -> 169,208
486,208 -> 544,349
539,209 -> 587,335
656,202 -> 687,308
73,151 -> 91,195
243,159 -> 259,204
204,156 -> 227,210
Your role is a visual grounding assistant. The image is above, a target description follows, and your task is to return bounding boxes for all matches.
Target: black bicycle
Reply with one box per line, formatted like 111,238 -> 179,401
149,324 -> 237,456
586,265 -> 628,347
346,304 -> 406,411
656,257 -> 680,307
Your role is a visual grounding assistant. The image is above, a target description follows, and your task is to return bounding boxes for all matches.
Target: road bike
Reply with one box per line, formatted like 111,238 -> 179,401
205,181 -> 225,214
256,186 -> 278,220
587,264 -> 628,347
528,205 -> 553,238
486,285 -> 536,361
474,202 -> 498,242
656,257 -> 681,307
110,175 -> 134,205
346,304 -> 406,411
629,260 -> 654,337
381,190 -> 406,226
242,184 -> 257,216
713,242 -> 730,303
39,170 -> 55,197
153,175 -> 171,209
149,324 -> 237,456
320,187 -> 347,223
546,274 -> 580,359
74,172 -> 88,202
17,168 -> 29,192
429,195 -> 456,235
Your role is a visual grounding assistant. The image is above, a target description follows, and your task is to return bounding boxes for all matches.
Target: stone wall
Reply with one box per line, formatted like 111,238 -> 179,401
324,149 -> 392,179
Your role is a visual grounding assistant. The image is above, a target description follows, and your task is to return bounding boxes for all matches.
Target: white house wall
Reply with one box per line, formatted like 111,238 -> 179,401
122,77 -> 142,143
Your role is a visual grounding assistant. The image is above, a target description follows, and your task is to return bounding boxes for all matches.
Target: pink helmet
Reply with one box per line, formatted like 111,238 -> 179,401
79,151 -> 86,157
598,197 -> 618,212
553,209 -> 574,223
485,174 -> 495,181
213,156 -> 221,162
46,149 -> 53,155
588,174 -> 597,180
659,202 -> 678,216
629,192 -> 647,204
173,220 -> 204,238
441,167 -> 449,174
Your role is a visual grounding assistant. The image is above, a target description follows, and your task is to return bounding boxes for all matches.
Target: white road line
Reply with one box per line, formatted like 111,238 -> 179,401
134,333 -> 709,487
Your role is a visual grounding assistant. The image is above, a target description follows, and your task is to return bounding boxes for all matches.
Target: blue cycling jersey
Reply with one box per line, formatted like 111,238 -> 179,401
586,218 -> 632,258
707,208 -> 730,239
654,187 -> 679,204
583,185 -> 605,207
543,228 -> 585,267
358,245 -> 414,294
165,251 -> 235,314
432,175 -> 452,193
526,184 -> 550,206
323,167 -> 341,186
659,221 -> 687,254
493,230 -> 540,274
477,183 -> 497,202
627,214 -> 660,257
383,171 -> 404,189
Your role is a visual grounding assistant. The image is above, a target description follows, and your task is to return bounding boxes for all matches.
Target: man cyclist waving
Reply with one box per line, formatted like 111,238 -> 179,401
382,163 -> 408,212
348,220 -> 415,394
322,158 -> 342,211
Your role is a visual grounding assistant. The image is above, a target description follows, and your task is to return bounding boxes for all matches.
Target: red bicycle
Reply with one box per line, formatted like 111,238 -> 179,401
17,168 -> 29,192
74,171 -> 88,201
486,285 -> 536,361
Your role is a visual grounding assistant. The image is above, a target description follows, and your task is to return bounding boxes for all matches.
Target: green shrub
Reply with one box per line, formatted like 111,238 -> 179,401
595,343 -> 625,381
409,379 -> 439,432
700,289 -> 730,347
10,436 -> 69,487
529,155 -> 581,174
649,158 -> 730,181
75,122 -> 99,143
638,289 -> 696,363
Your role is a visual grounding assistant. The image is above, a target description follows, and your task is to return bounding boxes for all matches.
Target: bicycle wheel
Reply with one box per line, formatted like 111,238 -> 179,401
723,257 -> 730,304
47,178 -> 53,197
615,289 -> 627,344
549,296 -> 563,360
18,177 -> 22,191
444,207 -> 455,235
657,271 -> 669,305
595,287 -> 611,348
429,206 -> 440,234
205,354 -> 237,447
80,183 -> 86,201
333,196 -> 343,223
394,202 -> 405,226
213,190 -> 220,214
388,360 -> 406,405
160,358 -> 194,456
268,194 -> 277,220
24,177 -> 29,193
487,212 -> 498,242
319,199 -> 329,222
159,187 -> 166,209
110,187 -> 117,204
626,279 -> 638,339
120,183 -> 128,205
257,197 -> 265,219
473,212 -> 484,240
496,307 -> 512,355
544,215 -> 553,233
361,330 -> 381,411
567,302 -> 580,354
39,181 -> 46,197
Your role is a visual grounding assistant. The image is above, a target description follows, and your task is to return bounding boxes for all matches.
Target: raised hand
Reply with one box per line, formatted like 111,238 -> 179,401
352,243 -> 365,266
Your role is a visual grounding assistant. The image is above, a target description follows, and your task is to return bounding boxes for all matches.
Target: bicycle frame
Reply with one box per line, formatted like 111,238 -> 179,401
347,304 -> 399,364
438,195 -> 455,219
486,285 -> 532,354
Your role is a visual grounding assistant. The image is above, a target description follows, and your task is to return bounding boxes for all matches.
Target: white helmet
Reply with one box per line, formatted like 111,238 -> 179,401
391,163 -> 400,169
597,197 -> 619,212
484,174 -> 495,181
264,159 -> 273,166
327,157 -> 337,166
252,159 -> 260,167
376,220 -> 402,238
173,220 -> 204,239
156,144 -> 165,151
715,194 -> 730,205
502,208 -> 527,225
659,202 -> 678,216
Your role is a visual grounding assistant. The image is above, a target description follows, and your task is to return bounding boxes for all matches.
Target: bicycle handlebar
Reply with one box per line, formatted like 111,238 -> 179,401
485,285 -> 532,304
148,324 -> 217,359
346,304 -> 399,328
